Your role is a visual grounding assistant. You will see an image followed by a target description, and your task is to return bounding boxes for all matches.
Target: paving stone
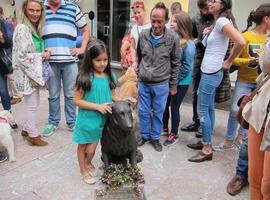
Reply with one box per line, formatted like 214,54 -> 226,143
0,92 -> 249,200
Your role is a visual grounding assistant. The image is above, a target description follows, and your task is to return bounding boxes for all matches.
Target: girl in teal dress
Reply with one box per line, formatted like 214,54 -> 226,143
73,39 -> 116,185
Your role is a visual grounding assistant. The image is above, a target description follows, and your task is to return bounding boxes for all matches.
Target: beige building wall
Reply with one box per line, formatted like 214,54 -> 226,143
0,0 -> 16,17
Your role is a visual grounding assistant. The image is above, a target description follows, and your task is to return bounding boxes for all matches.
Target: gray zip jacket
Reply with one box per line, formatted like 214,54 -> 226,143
137,28 -> 181,90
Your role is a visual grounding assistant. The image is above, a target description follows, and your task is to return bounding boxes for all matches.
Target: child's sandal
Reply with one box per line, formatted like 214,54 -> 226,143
87,164 -> 98,177
82,173 -> 96,185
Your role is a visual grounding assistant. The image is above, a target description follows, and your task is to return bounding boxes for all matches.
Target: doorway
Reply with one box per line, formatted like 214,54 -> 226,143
97,0 -> 130,62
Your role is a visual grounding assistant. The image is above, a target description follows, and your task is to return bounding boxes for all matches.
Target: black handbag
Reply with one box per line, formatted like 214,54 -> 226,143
0,48 -> 13,75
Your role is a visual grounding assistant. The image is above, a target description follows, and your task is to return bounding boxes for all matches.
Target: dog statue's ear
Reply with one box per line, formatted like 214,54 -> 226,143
126,98 -> 137,108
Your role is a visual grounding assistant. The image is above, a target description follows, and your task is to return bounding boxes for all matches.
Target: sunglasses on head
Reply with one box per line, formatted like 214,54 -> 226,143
131,1 -> 144,9
131,5 -> 143,9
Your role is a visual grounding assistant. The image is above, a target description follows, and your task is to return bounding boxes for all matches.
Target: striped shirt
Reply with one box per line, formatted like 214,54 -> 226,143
42,0 -> 87,63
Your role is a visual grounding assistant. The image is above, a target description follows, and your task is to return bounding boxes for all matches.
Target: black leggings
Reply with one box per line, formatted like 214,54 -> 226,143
163,85 -> 189,135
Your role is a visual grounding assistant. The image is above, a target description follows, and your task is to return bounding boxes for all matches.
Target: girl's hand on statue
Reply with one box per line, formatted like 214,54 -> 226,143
97,103 -> 112,114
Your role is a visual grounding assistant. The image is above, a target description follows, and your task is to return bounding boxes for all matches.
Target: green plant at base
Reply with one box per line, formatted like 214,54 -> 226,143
97,164 -> 145,198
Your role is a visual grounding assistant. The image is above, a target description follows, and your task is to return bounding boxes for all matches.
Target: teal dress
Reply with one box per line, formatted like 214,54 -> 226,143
73,75 -> 112,144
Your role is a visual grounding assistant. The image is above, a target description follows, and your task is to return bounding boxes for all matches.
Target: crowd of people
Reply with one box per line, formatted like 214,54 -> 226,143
0,0 -> 270,198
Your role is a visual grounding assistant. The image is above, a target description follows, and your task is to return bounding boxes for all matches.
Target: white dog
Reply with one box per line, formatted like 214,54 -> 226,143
0,110 -> 16,162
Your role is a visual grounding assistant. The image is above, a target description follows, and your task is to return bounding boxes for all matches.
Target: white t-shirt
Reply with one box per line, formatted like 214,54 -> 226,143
201,17 -> 231,73
130,23 -> 151,47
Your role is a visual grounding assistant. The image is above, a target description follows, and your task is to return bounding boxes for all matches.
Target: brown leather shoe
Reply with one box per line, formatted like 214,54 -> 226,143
21,130 -> 28,140
11,97 -> 22,105
227,175 -> 247,196
187,141 -> 203,150
188,151 -> 213,162
26,136 -> 48,146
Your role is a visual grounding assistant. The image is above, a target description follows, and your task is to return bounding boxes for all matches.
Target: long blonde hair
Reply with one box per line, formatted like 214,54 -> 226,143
20,0 -> 45,34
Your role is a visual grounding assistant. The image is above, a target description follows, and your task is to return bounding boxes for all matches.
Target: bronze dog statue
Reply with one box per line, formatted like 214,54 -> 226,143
101,101 -> 143,168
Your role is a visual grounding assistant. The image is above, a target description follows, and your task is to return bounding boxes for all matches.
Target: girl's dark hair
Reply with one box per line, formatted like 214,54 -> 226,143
218,0 -> 238,29
75,39 -> 116,92
174,12 -> 193,40
197,0 -> 208,9
243,4 -> 270,32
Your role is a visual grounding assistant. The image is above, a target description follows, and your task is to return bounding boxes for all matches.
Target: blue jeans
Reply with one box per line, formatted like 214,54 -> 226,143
163,85 -> 189,135
138,82 -> 169,140
47,62 -> 78,128
197,70 -> 223,144
236,137 -> 248,180
0,73 -> 11,111
226,80 -> 256,140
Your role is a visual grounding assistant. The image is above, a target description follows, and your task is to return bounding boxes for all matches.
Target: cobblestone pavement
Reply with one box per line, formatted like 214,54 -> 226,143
0,91 -> 248,200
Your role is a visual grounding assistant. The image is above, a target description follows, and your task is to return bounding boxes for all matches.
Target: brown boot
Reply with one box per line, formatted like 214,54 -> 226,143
21,130 -> 28,140
26,136 -> 48,146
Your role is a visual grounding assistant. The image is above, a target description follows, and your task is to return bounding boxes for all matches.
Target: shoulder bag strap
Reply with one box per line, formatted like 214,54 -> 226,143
250,74 -> 270,98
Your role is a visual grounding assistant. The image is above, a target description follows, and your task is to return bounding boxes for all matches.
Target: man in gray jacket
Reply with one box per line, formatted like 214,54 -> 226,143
137,2 -> 180,152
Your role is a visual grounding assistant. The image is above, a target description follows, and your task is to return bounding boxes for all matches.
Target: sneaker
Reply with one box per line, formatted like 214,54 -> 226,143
227,175 -> 247,196
67,126 -> 74,132
213,142 -> 234,152
160,128 -> 169,136
0,153 -> 7,163
233,140 -> 242,149
42,124 -> 57,137
163,133 -> 178,146
138,138 -> 149,147
181,122 -> 199,132
195,126 -> 202,138
151,140 -> 162,152
195,132 -> 202,138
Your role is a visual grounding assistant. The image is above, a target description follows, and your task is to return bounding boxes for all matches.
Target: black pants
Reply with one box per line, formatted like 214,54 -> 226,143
163,85 -> 189,135
191,59 -> 202,125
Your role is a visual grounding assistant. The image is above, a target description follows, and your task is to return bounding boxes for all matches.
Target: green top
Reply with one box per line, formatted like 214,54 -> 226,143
24,22 -> 44,53
73,75 -> 113,144
32,31 -> 44,53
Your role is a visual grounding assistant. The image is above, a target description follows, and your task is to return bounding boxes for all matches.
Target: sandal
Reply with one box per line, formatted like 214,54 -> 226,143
81,173 -> 96,185
87,164 -> 98,177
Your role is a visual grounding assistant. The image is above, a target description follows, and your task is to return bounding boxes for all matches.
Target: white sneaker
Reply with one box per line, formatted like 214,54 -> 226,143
213,142 -> 234,152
